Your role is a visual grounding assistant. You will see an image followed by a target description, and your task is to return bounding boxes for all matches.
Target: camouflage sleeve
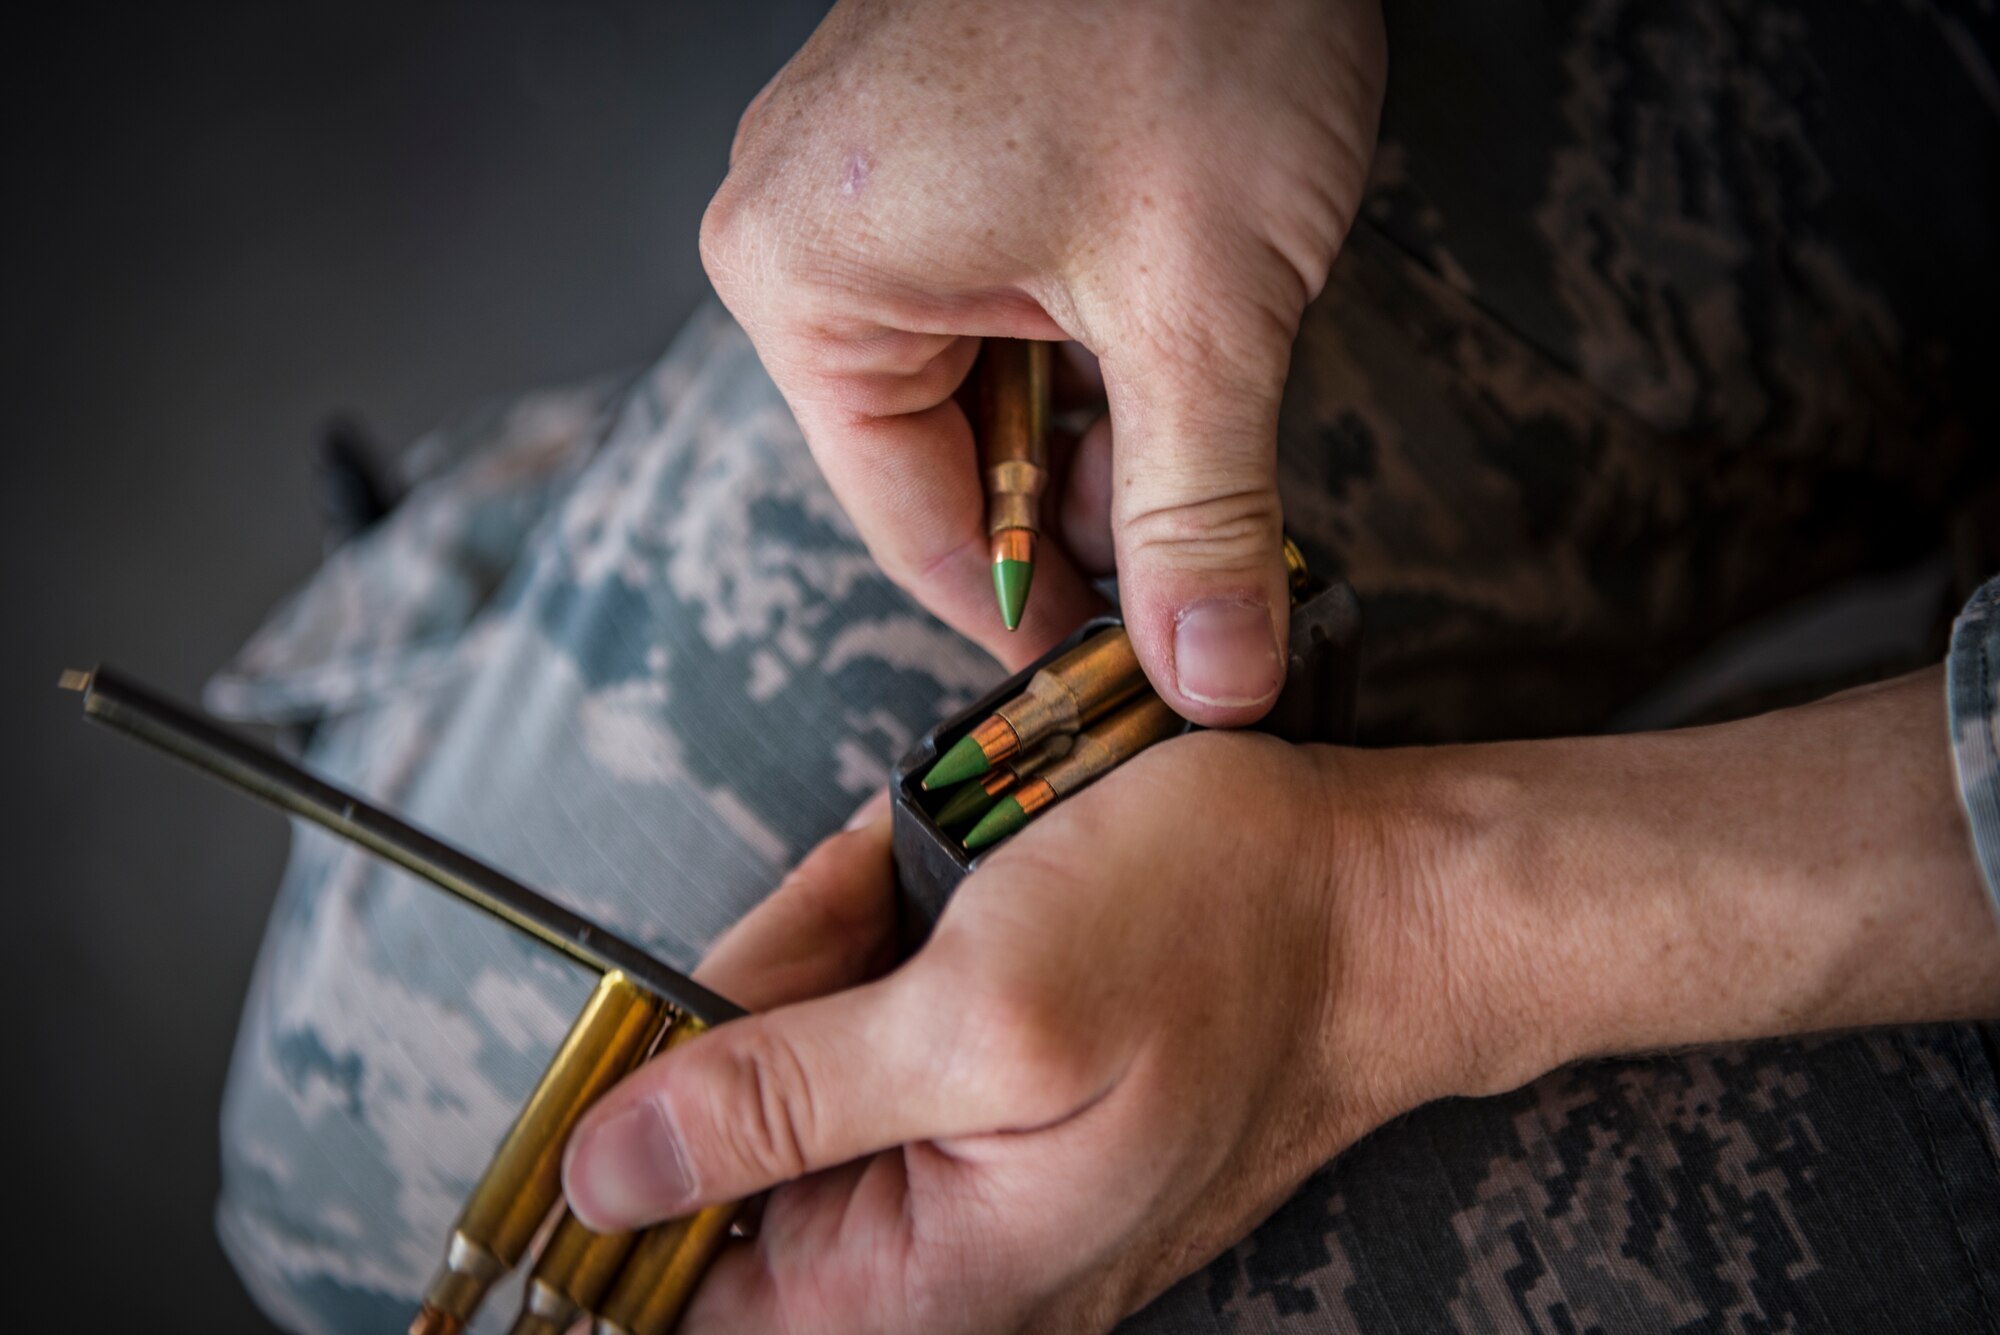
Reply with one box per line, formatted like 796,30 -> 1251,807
1948,575 -> 2000,915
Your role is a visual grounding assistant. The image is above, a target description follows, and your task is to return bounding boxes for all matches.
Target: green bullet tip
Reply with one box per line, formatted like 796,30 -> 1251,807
934,779 -> 1001,830
994,559 -> 1034,631
921,734 -> 992,791
963,795 -> 1029,851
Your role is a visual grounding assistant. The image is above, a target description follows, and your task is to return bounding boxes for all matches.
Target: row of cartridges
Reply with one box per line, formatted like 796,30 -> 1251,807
918,538 -> 1311,849
412,980 -> 730,1335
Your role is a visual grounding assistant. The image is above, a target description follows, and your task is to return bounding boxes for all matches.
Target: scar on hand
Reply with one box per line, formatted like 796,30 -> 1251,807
841,150 -> 871,198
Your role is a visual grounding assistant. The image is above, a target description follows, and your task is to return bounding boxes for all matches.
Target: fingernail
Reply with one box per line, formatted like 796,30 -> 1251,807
845,790 -> 890,831
565,1100 -> 695,1226
1172,599 -> 1281,707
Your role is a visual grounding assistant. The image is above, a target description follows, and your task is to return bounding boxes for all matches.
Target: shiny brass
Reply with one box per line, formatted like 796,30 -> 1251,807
1017,732 -> 1073,775
508,1209 -> 644,1335
978,339 -> 1050,538
980,733 -> 1070,800
506,1003 -> 685,1335
417,973 -> 668,1331
1040,691 -> 1184,798
592,1018 -> 742,1335
992,626 -> 1145,757
593,1203 -> 738,1335
1282,536 -> 1310,598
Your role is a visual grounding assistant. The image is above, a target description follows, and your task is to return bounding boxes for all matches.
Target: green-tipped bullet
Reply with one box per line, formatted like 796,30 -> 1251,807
976,339 -> 1049,632
963,794 -> 1030,850
921,732 -> 997,790
934,778 -> 1003,830
993,552 -> 1034,631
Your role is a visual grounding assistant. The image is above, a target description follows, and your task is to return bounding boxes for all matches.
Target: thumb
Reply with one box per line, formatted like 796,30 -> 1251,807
561,955 -> 1006,1230
1099,311 -> 1293,725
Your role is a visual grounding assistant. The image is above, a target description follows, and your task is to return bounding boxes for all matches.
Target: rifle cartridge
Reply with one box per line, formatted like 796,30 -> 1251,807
593,1201 -> 738,1335
921,626 -> 1142,788
963,692 -> 1184,849
932,733 -> 1072,830
588,1017 -> 740,1335
1282,535 -> 1310,598
978,339 -> 1050,631
508,1207 -> 643,1335
412,972 -> 668,1335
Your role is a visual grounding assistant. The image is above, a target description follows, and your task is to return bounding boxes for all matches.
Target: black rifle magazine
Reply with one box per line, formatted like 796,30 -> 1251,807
890,579 -> 1361,949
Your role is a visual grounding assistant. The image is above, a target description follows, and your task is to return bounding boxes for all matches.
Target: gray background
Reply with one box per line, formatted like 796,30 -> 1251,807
6,2 -> 826,1328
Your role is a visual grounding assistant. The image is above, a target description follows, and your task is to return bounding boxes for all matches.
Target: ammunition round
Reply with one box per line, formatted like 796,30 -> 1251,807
593,1203 -> 739,1335
978,339 -> 1050,629
416,972 -> 667,1329
961,693 -> 1184,850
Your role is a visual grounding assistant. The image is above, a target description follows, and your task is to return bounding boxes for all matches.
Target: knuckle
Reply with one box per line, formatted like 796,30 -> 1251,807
1116,485 -> 1283,572
1104,230 -> 1300,381
965,980 -> 1101,1121
711,1028 -> 819,1185
697,184 -> 755,299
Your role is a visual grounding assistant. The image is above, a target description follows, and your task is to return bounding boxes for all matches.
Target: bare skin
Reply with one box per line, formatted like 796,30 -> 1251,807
563,2 -> 1999,1329
564,669 -> 2000,1334
701,0 -> 1387,721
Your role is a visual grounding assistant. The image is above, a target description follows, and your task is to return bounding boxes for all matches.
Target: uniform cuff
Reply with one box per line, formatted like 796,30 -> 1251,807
1947,574 -> 2000,916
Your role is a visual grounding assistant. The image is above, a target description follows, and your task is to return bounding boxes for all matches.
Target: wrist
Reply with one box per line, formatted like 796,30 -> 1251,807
1301,742 -> 1565,1131
1368,671 -> 2000,1102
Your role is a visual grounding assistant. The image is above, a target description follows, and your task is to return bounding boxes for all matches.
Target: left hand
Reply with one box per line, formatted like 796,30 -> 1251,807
561,730 -> 1465,1333
562,670 -> 2000,1334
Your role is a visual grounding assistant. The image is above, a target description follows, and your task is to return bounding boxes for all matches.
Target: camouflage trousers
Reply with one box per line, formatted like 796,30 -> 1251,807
212,2 -> 2000,1331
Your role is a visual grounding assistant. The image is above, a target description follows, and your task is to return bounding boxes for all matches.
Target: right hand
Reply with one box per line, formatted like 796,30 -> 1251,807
701,0 -> 1387,721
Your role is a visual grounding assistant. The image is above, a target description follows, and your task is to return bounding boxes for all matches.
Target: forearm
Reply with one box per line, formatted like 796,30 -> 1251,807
1470,668 -> 2000,1077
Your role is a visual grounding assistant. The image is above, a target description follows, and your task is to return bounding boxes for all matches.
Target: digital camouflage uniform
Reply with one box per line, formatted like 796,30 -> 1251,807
211,1 -> 2000,1331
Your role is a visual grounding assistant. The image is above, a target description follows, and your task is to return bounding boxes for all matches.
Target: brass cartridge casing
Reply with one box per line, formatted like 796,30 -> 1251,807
591,1017 -> 741,1335
1017,731 -> 1074,774
415,972 -> 667,1334
1022,691 -> 1183,814
1282,535 -> 1310,598
1043,691 -> 1183,795
509,1012 -> 707,1334
978,339 -> 1050,537
508,1210 -> 643,1335
593,1202 -> 739,1335
992,627 -> 1144,756
976,732 -> 1073,801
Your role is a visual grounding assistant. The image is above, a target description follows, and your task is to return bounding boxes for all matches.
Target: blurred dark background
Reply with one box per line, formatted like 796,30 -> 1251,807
5,3 -> 826,1328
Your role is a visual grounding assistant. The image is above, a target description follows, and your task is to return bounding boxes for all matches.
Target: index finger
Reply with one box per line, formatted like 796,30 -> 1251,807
768,324 -> 1108,670
691,797 -> 900,1012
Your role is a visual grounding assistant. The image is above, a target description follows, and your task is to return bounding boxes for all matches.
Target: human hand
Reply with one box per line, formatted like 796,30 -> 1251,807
702,0 -> 1387,718
563,670 -> 2000,1333
561,730 -> 1506,1333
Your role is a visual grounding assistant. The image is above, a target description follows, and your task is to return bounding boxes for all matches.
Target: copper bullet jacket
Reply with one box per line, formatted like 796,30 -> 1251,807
1011,775 -> 1059,819
990,526 -> 1036,564
995,626 -> 1145,753
977,339 -> 1050,537
973,767 -> 1021,802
